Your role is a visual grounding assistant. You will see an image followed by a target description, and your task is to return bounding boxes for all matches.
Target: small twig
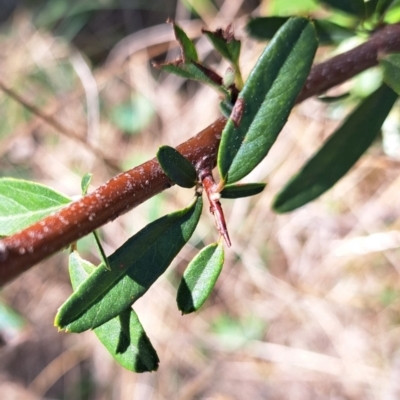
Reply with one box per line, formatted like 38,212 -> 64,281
0,23 -> 399,286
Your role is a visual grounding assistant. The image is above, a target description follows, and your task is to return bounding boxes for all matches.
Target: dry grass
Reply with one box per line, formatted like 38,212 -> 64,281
1,1 -> 400,399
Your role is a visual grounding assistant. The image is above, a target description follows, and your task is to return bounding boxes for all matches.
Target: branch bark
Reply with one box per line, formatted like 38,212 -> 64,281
1,23 -> 399,286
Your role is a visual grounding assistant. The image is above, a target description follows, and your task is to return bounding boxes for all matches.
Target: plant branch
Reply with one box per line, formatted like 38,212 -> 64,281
1,23 -> 399,286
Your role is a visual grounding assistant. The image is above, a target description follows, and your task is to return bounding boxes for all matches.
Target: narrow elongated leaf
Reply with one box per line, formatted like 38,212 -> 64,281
319,0 -> 366,17
246,17 -> 354,45
220,183 -> 266,199
171,21 -> 198,62
157,145 -> 197,188
177,242 -> 224,314
0,178 -> 71,236
273,84 -> 398,213
380,53 -> 400,95
313,19 -> 355,44
80,173 -> 93,195
153,21 -> 227,95
55,196 -> 203,332
155,61 -> 226,95
202,27 -> 241,65
69,252 -> 159,372
219,100 -> 233,119
366,0 -> 380,16
318,92 -> 350,103
376,0 -> 396,15
218,18 -> 317,185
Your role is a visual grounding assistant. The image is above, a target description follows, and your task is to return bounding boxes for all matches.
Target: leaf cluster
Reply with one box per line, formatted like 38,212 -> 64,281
0,2 -> 399,373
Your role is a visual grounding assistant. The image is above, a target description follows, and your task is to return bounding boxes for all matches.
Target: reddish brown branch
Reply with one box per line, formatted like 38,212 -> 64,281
1,23 -> 400,286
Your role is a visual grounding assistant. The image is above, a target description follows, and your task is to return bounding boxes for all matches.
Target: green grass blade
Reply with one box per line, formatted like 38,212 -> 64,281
273,84 -> 398,213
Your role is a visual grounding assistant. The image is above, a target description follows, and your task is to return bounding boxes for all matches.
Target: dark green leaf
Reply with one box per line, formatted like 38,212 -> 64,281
80,173 -> 93,195
313,19 -> 355,44
219,100 -> 233,119
380,53 -> 400,95
246,17 -> 354,45
218,17 -> 317,185
317,92 -> 350,103
376,0 -> 395,15
170,20 -> 198,62
318,0 -> 366,17
55,196 -> 203,332
157,145 -> 197,188
273,84 -> 398,213
246,17 -> 289,41
177,242 -> 224,314
0,178 -> 71,236
365,0 -> 380,17
202,27 -> 241,65
69,252 -> 159,372
220,183 -> 266,199
155,61 -> 226,94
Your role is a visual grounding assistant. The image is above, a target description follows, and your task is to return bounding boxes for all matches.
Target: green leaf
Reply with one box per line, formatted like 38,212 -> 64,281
170,20 -> 198,62
157,145 -> 197,188
218,17 -> 317,185
219,100 -> 233,119
318,0 -> 366,17
273,84 -> 398,213
80,173 -> 92,196
376,0 -> 396,15
177,242 -> 224,314
68,252 -> 159,372
246,17 -> 354,45
365,0 -> 380,17
313,19 -> 355,44
0,178 -> 71,236
220,183 -> 266,199
317,92 -> 350,103
153,21 -> 227,95
55,196 -> 203,332
155,61 -> 226,95
202,27 -> 241,65
380,53 -> 400,95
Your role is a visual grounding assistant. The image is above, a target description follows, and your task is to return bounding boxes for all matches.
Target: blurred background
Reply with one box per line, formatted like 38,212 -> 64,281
1,0 -> 400,399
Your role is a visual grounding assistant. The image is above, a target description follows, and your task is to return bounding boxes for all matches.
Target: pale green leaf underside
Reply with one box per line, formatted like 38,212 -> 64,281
218,17 -> 318,184
0,178 -> 71,236
69,252 -> 159,372
56,196 -> 203,332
